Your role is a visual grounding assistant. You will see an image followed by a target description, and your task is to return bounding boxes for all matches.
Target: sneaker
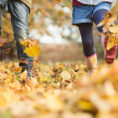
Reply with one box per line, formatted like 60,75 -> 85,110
20,61 -> 34,79
27,69 -> 34,79
104,38 -> 117,64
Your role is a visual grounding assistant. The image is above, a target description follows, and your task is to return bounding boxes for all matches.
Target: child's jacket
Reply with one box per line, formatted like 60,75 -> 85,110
76,0 -> 113,5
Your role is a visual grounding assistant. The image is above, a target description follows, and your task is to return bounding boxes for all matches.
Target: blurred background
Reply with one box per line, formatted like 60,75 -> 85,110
0,0 -> 118,62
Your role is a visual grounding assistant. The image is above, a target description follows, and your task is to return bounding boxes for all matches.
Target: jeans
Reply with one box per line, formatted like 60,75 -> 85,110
1,0 -> 33,70
72,2 -> 111,24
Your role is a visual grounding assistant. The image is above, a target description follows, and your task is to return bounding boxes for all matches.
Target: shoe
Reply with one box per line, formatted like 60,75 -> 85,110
104,38 -> 117,64
27,69 -> 34,79
20,60 -> 34,79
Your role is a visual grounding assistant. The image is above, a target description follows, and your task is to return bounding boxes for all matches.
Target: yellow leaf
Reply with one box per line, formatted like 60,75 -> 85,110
24,45 -> 40,57
107,42 -> 114,50
106,32 -> 118,50
97,12 -> 111,27
92,54 -> 97,69
13,67 -> 22,73
39,76 -> 51,83
20,40 -> 29,47
78,100 -> 95,112
56,0 -> 63,2
109,25 -> 118,34
61,71 -> 71,81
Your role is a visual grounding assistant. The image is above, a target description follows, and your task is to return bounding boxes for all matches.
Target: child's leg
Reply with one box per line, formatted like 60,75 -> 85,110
94,9 -> 117,64
94,9 -> 108,57
78,23 -> 97,73
8,0 -> 34,78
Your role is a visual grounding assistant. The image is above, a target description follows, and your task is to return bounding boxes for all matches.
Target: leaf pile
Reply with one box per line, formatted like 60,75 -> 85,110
98,12 -> 118,50
0,60 -> 118,118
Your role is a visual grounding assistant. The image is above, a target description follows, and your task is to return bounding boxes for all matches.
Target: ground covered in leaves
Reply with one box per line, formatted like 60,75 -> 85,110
0,60 -> 118,118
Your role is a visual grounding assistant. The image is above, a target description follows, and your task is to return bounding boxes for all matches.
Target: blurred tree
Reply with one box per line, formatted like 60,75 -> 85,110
29,0 -> 73,38
111,0 -> 118,15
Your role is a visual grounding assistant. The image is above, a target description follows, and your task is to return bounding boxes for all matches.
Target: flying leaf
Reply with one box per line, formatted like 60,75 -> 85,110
109,25 -> 118,34
106,26 -> 118,50
97,12 -> 111,27
20,39 -> 38,47
24,45 -> 40,57
20,40 -> 29,47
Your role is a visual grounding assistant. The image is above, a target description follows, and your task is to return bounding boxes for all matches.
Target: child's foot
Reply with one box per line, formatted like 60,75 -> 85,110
104,38 -> 117,64
89,68 -> 97,76
20,60 -> 34,79
85,54 -> 97,75
27,69 -> 34,79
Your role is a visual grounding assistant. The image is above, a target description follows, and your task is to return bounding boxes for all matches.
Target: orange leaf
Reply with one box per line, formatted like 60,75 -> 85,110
5,48 -> 11,55
13,67 -> 22,73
